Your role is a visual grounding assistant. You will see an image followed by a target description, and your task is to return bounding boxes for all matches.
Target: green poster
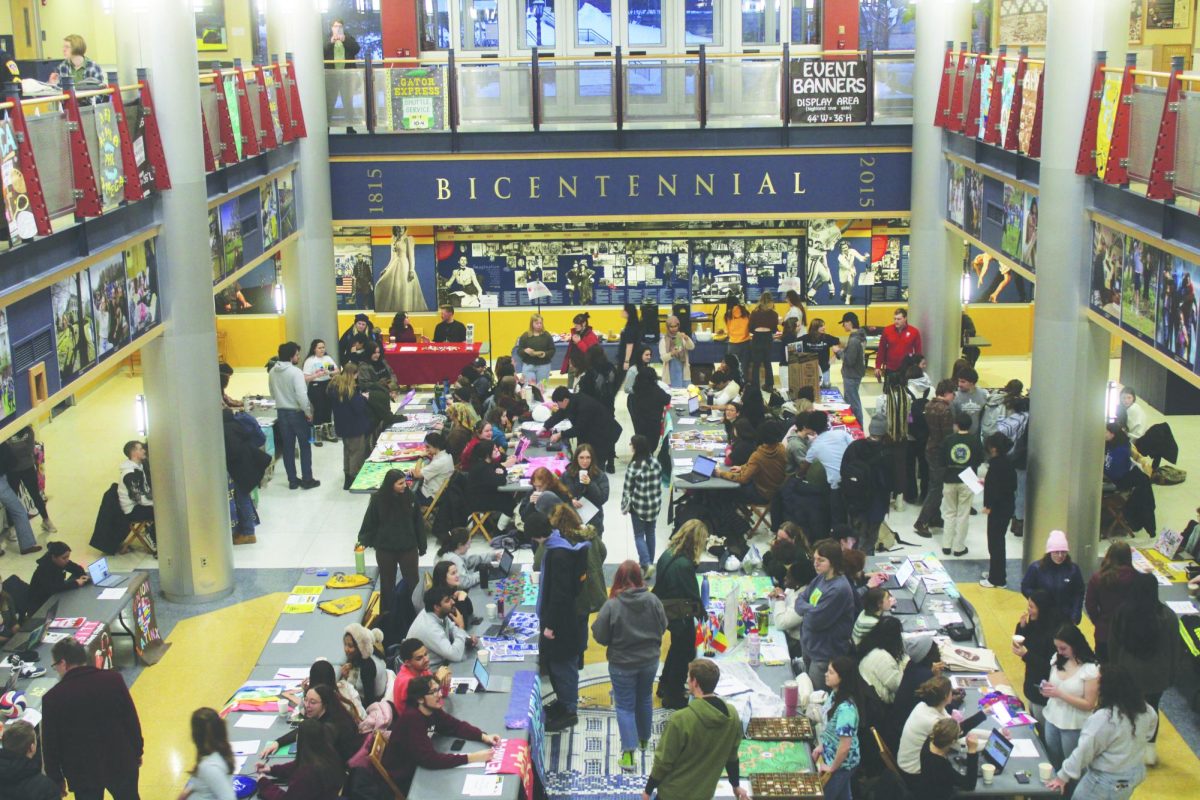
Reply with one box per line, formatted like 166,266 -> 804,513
224,76 -> 243,160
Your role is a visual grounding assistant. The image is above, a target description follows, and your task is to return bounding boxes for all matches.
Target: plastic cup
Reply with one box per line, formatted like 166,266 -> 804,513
479,649 -> 490,666
1038,762 -> 1053,781
486,603 -> 498,620
981,763 -> 996,785
1012,634 -> 1025,646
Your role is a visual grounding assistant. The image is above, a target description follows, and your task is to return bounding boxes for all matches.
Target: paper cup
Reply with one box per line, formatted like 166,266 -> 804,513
1012,634 -> 1025,645
1038,762 -> 1053,781
479,649 -> 490,666
981,763 -> 996,785
486,603 -> 498,620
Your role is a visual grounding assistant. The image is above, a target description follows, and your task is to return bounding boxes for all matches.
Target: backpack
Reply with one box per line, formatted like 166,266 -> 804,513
980,392 -> 1007,439
1010,421 -> 1029,470
233,411 -> 266,448
907,397 -> 929,440
840,440 -> 889,510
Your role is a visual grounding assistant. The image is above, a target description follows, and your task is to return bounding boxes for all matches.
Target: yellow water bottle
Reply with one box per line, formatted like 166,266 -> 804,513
354,544 -> 366,575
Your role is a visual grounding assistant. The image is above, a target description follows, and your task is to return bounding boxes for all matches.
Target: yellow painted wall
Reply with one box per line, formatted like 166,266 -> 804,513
1,2 -> 14,36
199,0 -> 255,64
36,0 -> 117,64
217,315 -> 288,368
865,303 -> 1035,357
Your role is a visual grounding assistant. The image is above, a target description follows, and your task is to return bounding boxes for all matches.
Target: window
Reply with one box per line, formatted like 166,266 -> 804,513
524,0 -> 556,47
741,0 -> 780,45
628,0 -> 664,46
790,0 -> 821,46
684,0 -> 718,45
577,0 -> 613,46
461,0 -> 501,49
420,0 -> 452,49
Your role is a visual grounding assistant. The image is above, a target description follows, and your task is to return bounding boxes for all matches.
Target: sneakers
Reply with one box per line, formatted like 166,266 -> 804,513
643,564 -> 656,580
979,579 -> 1004,589
618,751 -> 636,772
942,548 -> 951,555
300,478 -> 320,489
19,663 -> 45,679
41,519 -> 57,533
953,548 -> 969,557
20,545 -> 43,555
233,534 -> 257,545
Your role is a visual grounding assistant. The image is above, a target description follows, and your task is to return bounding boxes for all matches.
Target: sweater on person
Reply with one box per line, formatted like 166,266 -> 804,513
28,553 -> 86,614
924,398 -> 954,461
858,649 -> 908,704
1058,705 -> 1157,783
941,432 -> 983,484
117,459 -> 153,515
794,573 -> 856,663
875,324 -> 923,373
647,696 -> 743,800
724,442 -> 787,499
182,752 -> 235,800
897,703 -> 987,775
382,706 -> 483,791
592,587 -> 668,670
915,741 -> 978,800
418,451 -> 454,500
852,611 -> 882,646
269,360 -> 312,415
406,610 -> 467,666
1021,559 -> 1085,624
1084,565 -> 1137,645
257,761 -> 342,800
983,453 -> 1017,516
840,329 -> 866,380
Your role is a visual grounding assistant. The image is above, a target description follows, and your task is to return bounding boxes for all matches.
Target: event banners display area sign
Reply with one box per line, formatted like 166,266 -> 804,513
789,59 -> 870,124
330,149 -> 911,222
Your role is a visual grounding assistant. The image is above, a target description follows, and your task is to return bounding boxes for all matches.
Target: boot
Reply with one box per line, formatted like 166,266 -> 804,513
325,424 -> 339,443
1011,518 -> 1024,537
343,475 -> 354,491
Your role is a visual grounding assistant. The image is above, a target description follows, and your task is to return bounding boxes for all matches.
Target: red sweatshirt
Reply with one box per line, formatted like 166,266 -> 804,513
258,761 -> 343,800
382,706 -> 484,791
875,323 -> 923,373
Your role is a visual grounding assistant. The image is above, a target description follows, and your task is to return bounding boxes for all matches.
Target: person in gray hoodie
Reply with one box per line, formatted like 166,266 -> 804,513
269,341 -> 319,489
592,560 -> 668,771
837,312 -> 867,427
794,540 -> 858,690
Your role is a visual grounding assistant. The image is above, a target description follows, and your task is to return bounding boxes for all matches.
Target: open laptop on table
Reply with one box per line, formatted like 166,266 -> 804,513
676,455 -> 718,484
87,557 -> 128,588
686,395 -> 701,416
981,728 -> 1015,774
488,549 -> 515,581
891,577 -> 927,615
483,608 -> 516,638
876,558 -> 914,591
473,657 -> 512,693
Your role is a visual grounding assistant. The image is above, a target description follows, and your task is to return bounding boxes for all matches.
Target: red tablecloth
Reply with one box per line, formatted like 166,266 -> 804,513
383,342 -> 482,385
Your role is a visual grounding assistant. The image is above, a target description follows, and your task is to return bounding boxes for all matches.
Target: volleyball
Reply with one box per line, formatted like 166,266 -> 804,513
0,690 -> 27,719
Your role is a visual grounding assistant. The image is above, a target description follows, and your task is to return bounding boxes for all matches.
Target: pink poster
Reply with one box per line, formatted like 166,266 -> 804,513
485,738 -> 534,800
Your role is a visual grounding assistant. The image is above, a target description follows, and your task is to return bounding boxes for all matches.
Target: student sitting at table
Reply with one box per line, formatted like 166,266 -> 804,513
406,586 -> 477,667
389,311 -> 417,343
281,658 -> 364,722
856,616 -> 909,705
423,559 -> 478,623
259,684 -> 360,763
464,443 -> 517,523
914,718 -> 980,800
382,675 -> 501,792
411,432 -> 453,507
702,368 -> 740,412
761,522 -> 811,586
715,419 -> 788,508
28,541 -> 89,613
256,719 -> 345,800
458,420 -> 497,471
177,707 -> 235,800
436,528 -> 501,591
726,418 -> 758,468
341,623 -> 388,708
852,587 -> 895,647
483,407 -> 511,452
769,560 -> 811,659
896,675 -> 986,781
518,466 -> 572,520
392,638 -> 452,708
490,376 -> 530,421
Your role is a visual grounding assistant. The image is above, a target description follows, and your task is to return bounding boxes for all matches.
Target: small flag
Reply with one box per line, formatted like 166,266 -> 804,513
711,630 -> 729,653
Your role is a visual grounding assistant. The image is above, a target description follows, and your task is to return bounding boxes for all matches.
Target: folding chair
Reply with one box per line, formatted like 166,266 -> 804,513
739,503 -> 772,534
421,480 -> 448,525
121,521 -> 157,557
871,726 -> 903,778
1101,490 -> 1133,539
367,730 -> 407,799
467,511 -> 496,543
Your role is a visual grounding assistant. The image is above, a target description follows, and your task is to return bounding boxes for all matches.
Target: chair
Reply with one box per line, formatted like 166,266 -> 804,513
1100,489 -> 1133,539
421,480 -> 448,525
121,521 -> 157,557
871,726 -> 903,779
739,503 -> 771,534
367,730 -> 407,799
467,511 -> 496,543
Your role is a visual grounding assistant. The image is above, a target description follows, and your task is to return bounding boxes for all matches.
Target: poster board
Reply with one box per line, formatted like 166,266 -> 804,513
788,58 -> 870,124
196,0 -> 228,51
132,576 -> 168,663
0,119 -> 36,244
94,104 -> 124,210
386,67 -> 448,131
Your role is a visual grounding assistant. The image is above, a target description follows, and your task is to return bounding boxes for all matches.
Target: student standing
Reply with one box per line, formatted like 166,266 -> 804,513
517,313 -> 555,386
1109,572 -> 1177,766
1011,590 -> 1062,725
939,413 -> 983,557
1020,530 -> 1085,624
222,408 -> 271,545
814,657 -> 863,800
535,524 -> 589,731
837,312 -> 867,426
302,339 -> 339,444
951,367 -> 988,440
980,431 -> 1017,588
914,379 -> 955,537
794,541 -> 857,690
269,341 -> 319,490
747,292 -> 780,390
723,299 -> 752,370
593,561 -> 668,772
1,426 -> 54,533
358,469 -> 428,614
799,318 -> 842,388
617,303 -> 642,385
178,708 -> 235,800
874,308 -> 923,380
652,521 -> 707,709
622,435 -> 664,573
1084,540 -> 1137,660
659,315 -> 695,388
1040,624 -> 1100,769
328,364 -> 371,490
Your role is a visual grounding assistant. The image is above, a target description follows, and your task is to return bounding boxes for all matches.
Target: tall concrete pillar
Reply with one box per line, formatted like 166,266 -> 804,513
1024,0 -> 1127,573
131,0 -> 234,602
907,1 -> 970,382
267,0 -> 339,355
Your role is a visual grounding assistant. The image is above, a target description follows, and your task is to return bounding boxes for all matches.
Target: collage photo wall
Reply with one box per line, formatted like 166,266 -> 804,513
212,173 -> 297,316
947,160 -> 1038,276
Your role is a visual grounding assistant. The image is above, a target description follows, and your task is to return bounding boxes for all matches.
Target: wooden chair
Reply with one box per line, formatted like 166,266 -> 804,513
467,511 -> 496,543
120,521 -> 157,557
871,726 -> 902,778
421,480 -> 448,525
1101,490 -> 1133,539
367,730 -> 407,799
739,503 -> 771,534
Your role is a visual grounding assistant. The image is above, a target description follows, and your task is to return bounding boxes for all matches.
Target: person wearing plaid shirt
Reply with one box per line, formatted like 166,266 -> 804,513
621,434 -> 663,573
50,35 -> 106,90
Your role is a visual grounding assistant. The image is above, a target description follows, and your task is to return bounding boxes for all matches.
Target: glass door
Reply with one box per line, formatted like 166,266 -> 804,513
564,0 -> 673,55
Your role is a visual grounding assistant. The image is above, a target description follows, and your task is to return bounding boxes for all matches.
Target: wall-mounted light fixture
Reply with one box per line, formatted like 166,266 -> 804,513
135,394 -> 149,436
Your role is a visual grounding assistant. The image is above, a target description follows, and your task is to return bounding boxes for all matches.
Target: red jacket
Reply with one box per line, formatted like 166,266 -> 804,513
382,705 -> 483,791
875,324 -> 923,373
41,666 -> 143,792
258,760 -> 344,800
561,328 -> 599,373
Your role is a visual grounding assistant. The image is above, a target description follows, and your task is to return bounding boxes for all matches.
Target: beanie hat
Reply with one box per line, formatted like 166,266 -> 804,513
1045,530 -> 1069,554
344,623 -> 383,660
868,414 -> 888,437
354,313 -> 371,325
904,634 -> 935,663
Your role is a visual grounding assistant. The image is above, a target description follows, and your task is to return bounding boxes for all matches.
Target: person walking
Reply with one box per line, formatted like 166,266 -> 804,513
1020,530 -> 1085,624
178,708 -> 235,800
562,444 -> 610,535
914,379 -> 955,537
329,364 -> 371,490
0,436 -> 42,555
747,292 -> 780,390
1085,540 -> 1137,661
837,312 -> 867,425
269,342 -> 319,490
980,431 -> 1017,588
2,426 -> 54,532
42,639 -> 143,800
652,520 -> 707,709
643,659 -> 748,800
723,298 -> 751,370
939,413 -> 982,557
794,541 -> 857,690
303,339 -> 339,445
222,408 -> 271,545
1109,572 -> 1177,767
592,561 -> 668,772
358,469 -> 428,615
622,435 -> 663,573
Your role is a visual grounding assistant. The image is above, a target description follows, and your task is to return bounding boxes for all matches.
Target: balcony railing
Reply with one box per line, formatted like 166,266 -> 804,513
324,47 -> 914,134
198,55 -> 306,172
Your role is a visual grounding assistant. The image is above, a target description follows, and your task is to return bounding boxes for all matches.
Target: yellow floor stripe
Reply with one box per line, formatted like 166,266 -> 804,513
129,592 -> 288,798
960,583 -> 1200,798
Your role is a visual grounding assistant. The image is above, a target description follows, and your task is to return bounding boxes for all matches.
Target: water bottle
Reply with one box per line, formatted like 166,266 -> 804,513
747,632 -> 761,667
497,595 -> 505,617
701,575 -> 710,609
354,544 -> 366,575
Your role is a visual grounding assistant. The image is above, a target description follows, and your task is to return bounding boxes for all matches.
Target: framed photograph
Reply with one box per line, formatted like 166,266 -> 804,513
197,0 -> 228,51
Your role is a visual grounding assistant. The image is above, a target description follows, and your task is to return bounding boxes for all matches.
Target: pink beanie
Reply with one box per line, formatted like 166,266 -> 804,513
1045,530 -> 1069,553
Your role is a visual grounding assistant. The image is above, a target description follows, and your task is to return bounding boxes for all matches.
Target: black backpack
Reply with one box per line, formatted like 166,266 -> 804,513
908,397 -> 929,440
1010,421 -> 1029,469
840,439 -> 889,510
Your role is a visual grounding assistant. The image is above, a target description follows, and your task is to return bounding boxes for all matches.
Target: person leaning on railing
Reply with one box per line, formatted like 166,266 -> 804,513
48,35 -> 105,87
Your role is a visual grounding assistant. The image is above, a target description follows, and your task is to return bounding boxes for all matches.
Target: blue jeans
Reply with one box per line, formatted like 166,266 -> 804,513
1074,766 -> 1145,800
1044,721 -> 1081,769
547,656 -> 579,713
823,767 -> 854,800
275,409 -> 313,483
609,662 -> 657,752
842,375 -> 863,426
523,363 -> 552,385
233,486 -> 257,535
631,512 -> 656,569
667,358 -> 685,388
0,477 -> 37,551
1014,467 -> 1027,521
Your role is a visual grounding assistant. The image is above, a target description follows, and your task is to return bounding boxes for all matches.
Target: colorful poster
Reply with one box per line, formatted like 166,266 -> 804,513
0,119 -> 36,244
1091,224 -> 1125,322
964,168 -> 984,239
1020,193 -> 1038,269
1000,185 -> 1025,259
125,239 -> 160,336
998,65 -> 1017,139
948,163 -> 966,228
977,61 -> 994,135
0,310 -> 15,420
209,208 -> 225,283
261,69 -> 284,143
1122,238 -> 1162,342
129,106 -> 155,194
260,182 -> 280,251
1096,77 -> 1123,178
1147,0 -> 1190,29
803,220 -> 852,304
375,226 -> 429,313
868,234 -> 909,303
1017,67 -> 1041,154
223,75 -> 243,160
86,255 -> 131,358
1157,256 -> 1199,369
335,240 -> 373,311
219,199 -> 244,275
967,248 -> 1031,304
51,273 -> 97,381
998,0 -> 1047,44
94,103 -> 124,209
196,0 -> 228,51
276,173 -> 296,239
217,257 -> 275,315
388,67 -> 448,131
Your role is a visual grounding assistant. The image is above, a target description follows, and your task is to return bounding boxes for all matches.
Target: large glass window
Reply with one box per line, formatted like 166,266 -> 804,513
577,0 -> 613,46
524,0 -> 556,47
628,0 -> 664,46
741,0 -> 780,45
461,0 -> 501,48
420,0 -> 452,49
790,0 -> 821,45
684,0 -> 718,45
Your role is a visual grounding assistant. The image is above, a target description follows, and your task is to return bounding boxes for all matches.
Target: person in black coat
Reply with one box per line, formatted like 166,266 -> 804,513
531,525 -> 588,732
322,20 -> 361,61
981,432 -> 1017,589
28,542 -> 88,614
545,387 -> 622,474
0,722 -> 59,800
337,314 -> 381,363
223,408 -> 271,544
627,366 -> 671,448
578,346 -> 618,412
465,442 -> 515,517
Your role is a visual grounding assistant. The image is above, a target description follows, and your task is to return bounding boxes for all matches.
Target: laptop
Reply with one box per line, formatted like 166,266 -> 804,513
483,607 -> 516,638
981,729 -> 1015,774
488,549 -> 515,581
877,558 -> 914,591
513,437 -> 530,463
87,557 -> 128,589
398,388 -> 417,408
473,657 -> 512,693
10,600 -> 58,661
677,455 -> 718,484
891,578 -> 927,615
687,395 -> 701,416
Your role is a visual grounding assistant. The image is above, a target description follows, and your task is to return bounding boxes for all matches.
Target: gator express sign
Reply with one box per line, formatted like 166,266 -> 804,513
330,149 -> 911,222
789,59 -> 870,125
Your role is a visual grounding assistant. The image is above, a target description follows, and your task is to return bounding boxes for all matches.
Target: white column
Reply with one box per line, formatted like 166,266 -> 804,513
132,0 -> 234,602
